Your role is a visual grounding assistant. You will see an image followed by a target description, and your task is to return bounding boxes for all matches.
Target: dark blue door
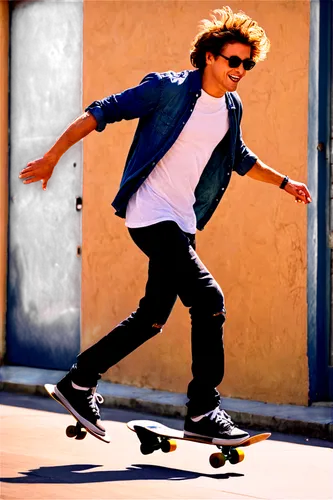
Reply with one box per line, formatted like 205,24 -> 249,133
308,0 -> 333,402
6,1 -> 83,370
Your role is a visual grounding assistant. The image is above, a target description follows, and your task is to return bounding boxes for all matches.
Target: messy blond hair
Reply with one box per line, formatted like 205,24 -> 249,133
190,6 -> 270,70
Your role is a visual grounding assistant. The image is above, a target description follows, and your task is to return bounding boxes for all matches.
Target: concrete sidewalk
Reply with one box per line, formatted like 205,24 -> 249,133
0,365 -> 332,441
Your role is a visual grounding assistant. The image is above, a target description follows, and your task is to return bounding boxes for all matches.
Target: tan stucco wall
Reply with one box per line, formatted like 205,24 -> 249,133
0,0 -> 9,364
82,0 -> 310,405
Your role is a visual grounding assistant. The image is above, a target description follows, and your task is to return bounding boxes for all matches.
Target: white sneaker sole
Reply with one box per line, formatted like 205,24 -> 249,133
54,386 -> 106,437
184,430 -> 249,446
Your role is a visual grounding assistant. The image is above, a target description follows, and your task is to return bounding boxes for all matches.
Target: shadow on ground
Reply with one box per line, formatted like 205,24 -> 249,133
1,463 -> 244,484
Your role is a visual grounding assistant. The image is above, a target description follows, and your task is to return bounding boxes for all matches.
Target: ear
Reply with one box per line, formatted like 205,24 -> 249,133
205,51 -> 215,65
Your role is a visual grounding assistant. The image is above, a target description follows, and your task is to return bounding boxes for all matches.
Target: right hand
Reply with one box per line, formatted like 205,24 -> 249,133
19,153 -> 58,190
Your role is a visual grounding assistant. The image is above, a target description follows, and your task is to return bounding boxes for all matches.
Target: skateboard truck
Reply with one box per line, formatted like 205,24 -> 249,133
66,421 -> 88,440
209,445 -> 245,468
134,425 -> 177,455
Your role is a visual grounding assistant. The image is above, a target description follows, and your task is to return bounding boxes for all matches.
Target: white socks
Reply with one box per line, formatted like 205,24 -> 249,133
72,381 -> 91,391
191,409 -> 214,422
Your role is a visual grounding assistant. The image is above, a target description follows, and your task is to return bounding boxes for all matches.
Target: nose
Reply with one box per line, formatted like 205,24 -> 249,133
233,64 -> 246,77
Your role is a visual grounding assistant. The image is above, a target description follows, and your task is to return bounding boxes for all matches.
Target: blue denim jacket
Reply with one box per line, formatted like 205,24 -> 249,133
86,69 -> 257,230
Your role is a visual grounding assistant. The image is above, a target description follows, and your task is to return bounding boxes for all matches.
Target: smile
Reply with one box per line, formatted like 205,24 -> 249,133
228,75 -> 240,82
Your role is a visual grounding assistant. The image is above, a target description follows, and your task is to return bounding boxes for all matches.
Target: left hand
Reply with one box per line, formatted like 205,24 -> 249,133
284,179 -> 312,204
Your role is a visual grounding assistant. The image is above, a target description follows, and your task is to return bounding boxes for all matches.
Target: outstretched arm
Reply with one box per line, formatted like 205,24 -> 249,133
246,159 -> 312,204
19,112 -> 97,190
19,72 -> 163,190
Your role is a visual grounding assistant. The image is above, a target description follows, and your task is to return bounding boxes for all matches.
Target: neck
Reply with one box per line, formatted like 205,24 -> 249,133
201,70 -> 226,98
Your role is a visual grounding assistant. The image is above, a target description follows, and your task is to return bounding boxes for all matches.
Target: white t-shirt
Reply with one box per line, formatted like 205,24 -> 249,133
125,89 -> 229,234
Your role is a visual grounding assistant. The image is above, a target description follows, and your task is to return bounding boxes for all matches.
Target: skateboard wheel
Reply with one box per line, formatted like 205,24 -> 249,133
229,448 -> 245,465
140,443 -> 154,455
66,425 -> 77,438
75,428 -> 87,440
209,452 -> 226,468
161,439 -> 177,453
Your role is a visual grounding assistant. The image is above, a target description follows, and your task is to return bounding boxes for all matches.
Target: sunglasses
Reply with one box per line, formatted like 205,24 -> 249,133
219,54 -> 256,71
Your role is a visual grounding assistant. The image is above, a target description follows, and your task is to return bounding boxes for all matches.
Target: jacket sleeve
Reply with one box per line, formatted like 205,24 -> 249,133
233,128 -> 258,175
85,72 -> 163,132
232,94 -> 257,175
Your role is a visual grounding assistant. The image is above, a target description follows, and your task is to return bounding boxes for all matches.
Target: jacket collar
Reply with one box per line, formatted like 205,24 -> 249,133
189,69 -> 202,94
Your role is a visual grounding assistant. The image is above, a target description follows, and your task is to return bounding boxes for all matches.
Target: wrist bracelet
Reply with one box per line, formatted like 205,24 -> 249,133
279,175 -> 289,190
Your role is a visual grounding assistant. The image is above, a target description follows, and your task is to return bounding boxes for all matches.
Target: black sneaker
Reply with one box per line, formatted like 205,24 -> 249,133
184,407 -> 249,445
54,373 -> 106,436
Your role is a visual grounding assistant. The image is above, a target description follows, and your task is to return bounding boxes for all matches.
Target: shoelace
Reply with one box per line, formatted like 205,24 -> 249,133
208,407 -> 234,431
87,390 -> 104,416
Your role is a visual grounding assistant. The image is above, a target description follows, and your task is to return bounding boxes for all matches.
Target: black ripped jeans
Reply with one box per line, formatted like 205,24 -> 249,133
70,221 -> 226,417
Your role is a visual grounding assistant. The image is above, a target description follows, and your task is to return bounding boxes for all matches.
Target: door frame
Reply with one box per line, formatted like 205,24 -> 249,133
307,0 -> 332,402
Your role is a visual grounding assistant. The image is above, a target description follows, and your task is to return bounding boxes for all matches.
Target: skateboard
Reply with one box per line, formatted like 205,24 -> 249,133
44,383 -> 110,443
127,419 -> 270,468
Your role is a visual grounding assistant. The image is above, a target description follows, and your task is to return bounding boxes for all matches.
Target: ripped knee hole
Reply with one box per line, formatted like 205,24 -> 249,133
152,323 -> 164,330
212,310 -> 226,318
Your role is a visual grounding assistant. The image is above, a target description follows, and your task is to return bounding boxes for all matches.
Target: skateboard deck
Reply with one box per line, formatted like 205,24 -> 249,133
127,419 -> 270,468
44,383 -> 110,444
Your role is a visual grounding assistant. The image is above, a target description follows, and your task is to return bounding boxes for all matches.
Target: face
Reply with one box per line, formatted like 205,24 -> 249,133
202,42 -> 252,97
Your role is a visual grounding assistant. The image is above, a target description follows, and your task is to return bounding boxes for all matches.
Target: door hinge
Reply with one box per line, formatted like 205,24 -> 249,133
75,245 -> 81,259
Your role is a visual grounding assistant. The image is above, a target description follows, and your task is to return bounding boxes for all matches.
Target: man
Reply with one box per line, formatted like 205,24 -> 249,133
19,7 -> 312,445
